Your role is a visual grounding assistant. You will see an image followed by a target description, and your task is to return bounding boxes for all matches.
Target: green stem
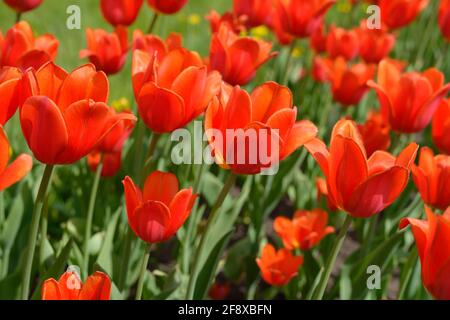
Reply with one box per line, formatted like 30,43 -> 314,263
38,197 -> 49,270
15,12 -> 22,23
21,164 -> 54,300
82,157 -> 104,279
141,133 -> 161,179
135,244 -> 152,300
132,121 -> 146,180
147,13 -> 159,34
313,214 -> 352,300
186,172 -> 238,299
0,192 -> 4,226
281,40 -> 297,85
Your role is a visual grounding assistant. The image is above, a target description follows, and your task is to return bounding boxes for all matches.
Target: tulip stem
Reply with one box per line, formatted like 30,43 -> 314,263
21,164 -> 55,300
135,244 -> 152,300
15,12 -> 22,23
186,172 -> 238,299
141,133 -> 161,178
82,157 -> 104,279
281,39 -> 297,85
147,13 -> 159,34
312,214 -> 352,300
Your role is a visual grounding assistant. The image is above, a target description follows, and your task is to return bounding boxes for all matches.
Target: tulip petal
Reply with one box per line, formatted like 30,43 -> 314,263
223,86 -> 252,130
0,154 -> 32,191
304,138 -> 330,177
281,120 -> 318,160
122,176 -> 143,221
130,201 -> 170,243
78,272 -> 111,300
250,81 -> 293,123
0,127 -> 10,173
41,279 -> 62,300
57,271 -> 82,300
143,170 -> 179,206
166,188 -> 196,239
35,62 -> 67,101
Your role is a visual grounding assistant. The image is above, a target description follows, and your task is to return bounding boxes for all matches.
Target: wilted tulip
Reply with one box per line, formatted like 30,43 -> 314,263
274,209 -> 334,250
357,111 -> 391,157
305,119 -> 418,218
80,27 -> 128,75
205,82 -> 318,175
379,0 -> 429,30
439,0 -> 450,40
4,0 -> 42,12
400,206 -> 450,300
232,0 -> 271,28
368,59 -> 450,133
356,21 -> 396,64
256,244 -> 303,286
326,25 -> 359,60
122,171 -> 197,243
20,62 -> 136,164
0,66 -> 22,125
100,0 -> 143,26
209,24 -> 276,86
42,271 -> 111,300
432,99 -> 450,154
147,0 -> 188,15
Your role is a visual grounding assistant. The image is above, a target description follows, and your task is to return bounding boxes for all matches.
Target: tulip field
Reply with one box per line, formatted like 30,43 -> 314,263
0,0 -> 450,302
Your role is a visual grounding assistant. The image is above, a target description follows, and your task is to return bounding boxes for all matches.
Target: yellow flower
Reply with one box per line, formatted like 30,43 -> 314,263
250,26 -> 269,40
188,14 -> 201,25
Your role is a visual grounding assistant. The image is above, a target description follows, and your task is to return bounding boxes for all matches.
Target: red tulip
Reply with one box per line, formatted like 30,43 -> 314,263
232,0 -> 271,28
4,0 -> 42,12
122,171 -> 197,243
205,82 -> 318,175
0,126 -> 32,191
356,21 -> 396,64
20,62 -> 136,164
0,21 -> 58,70
412,147 -> 450,210
0,66 -> 22,125
274,209 -> 334,250
42,271 -> 111,300
100,0 -> 143,26
400,206 -> 450,300
326,25 -> 359,60
80,27 -> 128,75
316,177 -> 338,211
379,0 -> 429,30
209,24 -> 276,86
272,0 -> 336,38
310,24 -> 327,53
147,0 -> 188,15
132,46 -> 221,133
368,59 -> 450,133
439,0 -> 450,40
132,30 -> 181,57
206,10 -> 246,34
256,244 -> 303,286
432,99 -> 450,154
208,283 -> 230,300
357,111 -> 391,157
305,119 -> 418,218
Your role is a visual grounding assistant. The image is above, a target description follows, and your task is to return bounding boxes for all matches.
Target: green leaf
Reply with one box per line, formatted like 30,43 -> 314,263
95,208 -> 120,277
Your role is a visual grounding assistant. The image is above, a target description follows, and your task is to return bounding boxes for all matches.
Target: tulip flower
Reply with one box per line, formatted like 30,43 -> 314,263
310,24 -> 327,53
357,111 -> 391,157
316,178 -> 338,211
20,61 -> 136,164
439,0 -> 450,40
256,244 -> 303,286
122,171 -> 197,243
208,283 -> 230,300
400,206 -> 450,300
147,0 -> 188,15
0,66 -> 22,125
42,271 -> 111,300
274,209 -> 334,250
206,10 -> 246,34
379,0 -> 429,30
0,126 -> 32,191
100,0 -> 143,26
132,30 -> 181,56
432,99 -> 450,154
368,59 -> 450,133
326,25 -> 359,61
356,21 -> 396,64
80,27 -> 128,76
4,0 -> 42,12
209,24 -> 276,86
412,147 -> 450,210
132,46 -> 221,133
205,82 -> 318,175
232,0 -> 271,28
0,21 -> 58,70
305,119 -> 418,218
272,0 -> 336,38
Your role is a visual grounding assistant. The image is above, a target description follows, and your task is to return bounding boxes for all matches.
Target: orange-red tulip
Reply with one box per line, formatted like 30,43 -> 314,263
132,30 -> 181,56
205,82 -> 318,175
316,177 -> 338,211
0,21 -> 58,71
100,0 -> 143,26
256,244 -> 303,286
368,59 -> 450,133
412,147 -> 450,210
206,10 -> 246,34
122,171 -> 197,243
326,25 -> 359,60
42,271 -> 111,300
0,126 -> 32,190
439,0 -> 450,40
432,99 -> 450,154
400,206 -> 450,300
0,66 -> 22,125
132,46 -> 221,133
209,24 -> 276,86
310,24 -> 327,53
274,209 -> 334,250
4,0 -> 42,12
356,21 -> 396,64
272,0 -> 336,38
80,27 -> 128,76
357,111 -> 391,157
20,62 -> 136,164
305,119 -> 418,218
379,0 -> 429,30
232,0 -> 271,28
147,0 -> 188,14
